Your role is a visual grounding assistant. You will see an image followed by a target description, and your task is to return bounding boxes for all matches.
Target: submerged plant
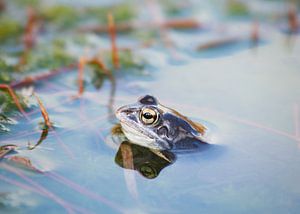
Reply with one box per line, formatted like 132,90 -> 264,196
10,0 -> 40,7
0,88 -> 27,115
20,39 -> 75,72
0,85 -> 32,132
227,0 -> 249,16
41,5 -> 78,28
0,59 -> 15,84
0,17 -> 22,43
0,114 -> 17,132
161,0 -> 191,17
0,98 -> 19,132
85,3 -> 136,24
119,50 -> 146,70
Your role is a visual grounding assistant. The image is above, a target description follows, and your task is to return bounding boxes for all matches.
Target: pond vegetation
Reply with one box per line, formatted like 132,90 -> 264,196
0,0 -> 300,213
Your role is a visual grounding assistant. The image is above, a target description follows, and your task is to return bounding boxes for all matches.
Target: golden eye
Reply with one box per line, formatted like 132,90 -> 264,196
140,108 -> 159,125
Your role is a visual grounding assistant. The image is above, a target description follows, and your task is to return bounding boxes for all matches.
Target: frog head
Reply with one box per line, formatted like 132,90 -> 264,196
115,95 -> 207,150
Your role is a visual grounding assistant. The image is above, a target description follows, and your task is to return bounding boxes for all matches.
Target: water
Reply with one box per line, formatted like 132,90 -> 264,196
1,1 -> 300,213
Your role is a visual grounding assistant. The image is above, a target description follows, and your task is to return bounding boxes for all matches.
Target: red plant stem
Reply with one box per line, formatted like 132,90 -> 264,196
251,21 -> 259,44
88,57 -> 116,96
0,84 -> 29,120
162,18 -> 200,29
91,59 -> 106,70
88,58 -> 108,74
34,93 -> 52,128
78,18 -> 201,33
24,7 -> 37,49
10,63 -> 76,89
76,56 -> 112,96
34,94 -> 75,159
107,12 -> 120,69
78,57 -> 86,96
0,0 -> 5,12
288,5 -> 299,34
99,41 -> 153,52
197,37 -> 240,50
18,7 -> 38,66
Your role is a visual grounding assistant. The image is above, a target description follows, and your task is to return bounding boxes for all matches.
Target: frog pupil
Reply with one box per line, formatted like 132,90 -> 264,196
143,112 -> 153,119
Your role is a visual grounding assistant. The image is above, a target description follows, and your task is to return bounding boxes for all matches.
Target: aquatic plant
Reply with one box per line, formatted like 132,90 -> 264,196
0,87 -> 29,132
10,0 -> 40,7
0,59 -> 15,84
161,0 -> 191,17
227,0 -> 249,16
0,86 -> 28,116
0,114 -> 16,132
0,17 -> 22,43
20,40 -> 75,72
41,5 -> 78,28
85,3 -> 136,24
116,50 -> 146,70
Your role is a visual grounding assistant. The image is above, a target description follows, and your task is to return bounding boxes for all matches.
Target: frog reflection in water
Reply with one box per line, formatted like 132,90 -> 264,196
115,95 -> 209,151
115,141 -> 176,179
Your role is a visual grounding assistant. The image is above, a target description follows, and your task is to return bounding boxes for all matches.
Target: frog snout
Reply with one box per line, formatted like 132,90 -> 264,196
115,106 -> 135,119
115,106 -> 125,119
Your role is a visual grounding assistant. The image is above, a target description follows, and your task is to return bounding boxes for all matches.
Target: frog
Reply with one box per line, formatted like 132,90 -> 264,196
115,95 -> 208,151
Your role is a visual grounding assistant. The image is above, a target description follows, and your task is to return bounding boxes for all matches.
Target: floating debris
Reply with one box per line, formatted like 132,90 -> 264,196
6,156 -> 42,173
197,37 -> 241,51
0,145 -> 18,159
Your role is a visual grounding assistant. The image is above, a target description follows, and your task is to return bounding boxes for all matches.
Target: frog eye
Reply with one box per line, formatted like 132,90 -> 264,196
140,108 -> 159,125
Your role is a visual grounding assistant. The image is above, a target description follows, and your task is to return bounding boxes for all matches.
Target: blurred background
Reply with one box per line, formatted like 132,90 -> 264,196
0,0 -> 300,213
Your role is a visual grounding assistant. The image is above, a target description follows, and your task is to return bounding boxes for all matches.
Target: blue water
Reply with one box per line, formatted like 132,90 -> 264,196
1,0 -> 300,213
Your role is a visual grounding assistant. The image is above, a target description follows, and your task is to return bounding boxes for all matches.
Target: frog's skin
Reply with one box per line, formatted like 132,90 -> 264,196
115,95 -> 208,150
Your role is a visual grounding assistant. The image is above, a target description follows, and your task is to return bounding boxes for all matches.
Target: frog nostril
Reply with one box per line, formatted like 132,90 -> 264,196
117,107 -> 131,114
124,109 -> 132,113
122,109 -> 135,115
157,126 -> 169,138
117,107 -> 136,117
